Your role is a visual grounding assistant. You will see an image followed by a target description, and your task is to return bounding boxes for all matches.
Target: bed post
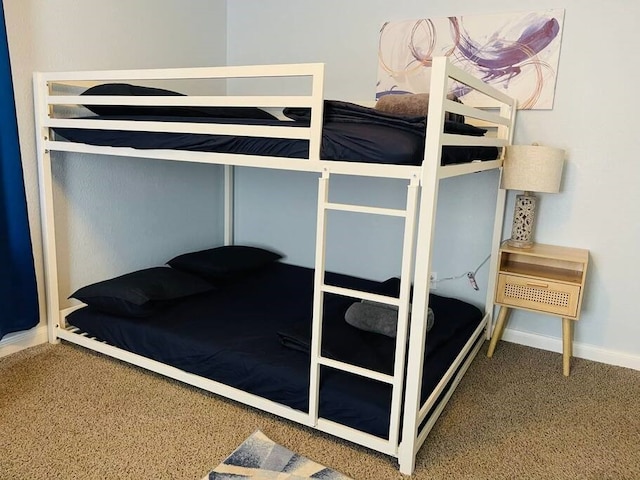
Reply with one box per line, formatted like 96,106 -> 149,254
398,57 -> 449,475
33,72 -> 61,344
309,169 -> 330,425
484,101 -> 517,339
387,175 -> 420,450
485,178 -> 506,339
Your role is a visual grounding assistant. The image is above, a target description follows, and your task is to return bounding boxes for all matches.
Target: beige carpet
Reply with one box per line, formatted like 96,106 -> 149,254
1,341 -> 638,480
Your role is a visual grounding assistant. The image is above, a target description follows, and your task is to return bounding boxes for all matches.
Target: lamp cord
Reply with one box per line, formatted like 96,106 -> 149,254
434,253 -> 491,291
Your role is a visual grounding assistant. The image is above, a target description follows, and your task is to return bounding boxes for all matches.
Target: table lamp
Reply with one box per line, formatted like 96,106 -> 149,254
501,144 -> 565,248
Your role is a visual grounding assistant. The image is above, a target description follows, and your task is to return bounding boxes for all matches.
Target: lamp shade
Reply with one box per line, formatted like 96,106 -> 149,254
501,145 -> 565,193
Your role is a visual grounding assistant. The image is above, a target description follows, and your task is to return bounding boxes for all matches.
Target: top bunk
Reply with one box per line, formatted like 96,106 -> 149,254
34,57 -> 516,182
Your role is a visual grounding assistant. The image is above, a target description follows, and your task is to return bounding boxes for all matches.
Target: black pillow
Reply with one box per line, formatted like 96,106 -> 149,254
444,120 -> 487,136
283,99 -> 486,136
167,245 -> 283,281
69,267 -> 215,317
81,83 -> 277,120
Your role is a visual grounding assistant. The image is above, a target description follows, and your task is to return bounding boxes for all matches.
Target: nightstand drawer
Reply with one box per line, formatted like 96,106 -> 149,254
496,273 -> 580,318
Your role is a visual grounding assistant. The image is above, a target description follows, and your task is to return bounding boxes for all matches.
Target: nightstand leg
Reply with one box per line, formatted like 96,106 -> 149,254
562,318 -> 574,376
487,306 -> 511,358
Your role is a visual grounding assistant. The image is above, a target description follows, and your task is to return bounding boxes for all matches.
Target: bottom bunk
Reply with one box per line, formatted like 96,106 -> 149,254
60,258 -> 485,463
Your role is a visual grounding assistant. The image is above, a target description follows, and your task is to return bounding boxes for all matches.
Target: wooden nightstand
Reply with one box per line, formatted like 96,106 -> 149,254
487,242 -> 589,376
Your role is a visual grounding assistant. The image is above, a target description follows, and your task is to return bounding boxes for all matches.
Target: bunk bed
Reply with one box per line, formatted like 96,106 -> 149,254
34,57 -> 516,475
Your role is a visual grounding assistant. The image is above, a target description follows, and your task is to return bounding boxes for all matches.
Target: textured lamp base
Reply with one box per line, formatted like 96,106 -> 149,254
507,192 -> 536,248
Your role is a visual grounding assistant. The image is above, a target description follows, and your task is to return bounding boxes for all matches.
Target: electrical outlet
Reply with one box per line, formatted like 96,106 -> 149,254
430,272 -> 437,289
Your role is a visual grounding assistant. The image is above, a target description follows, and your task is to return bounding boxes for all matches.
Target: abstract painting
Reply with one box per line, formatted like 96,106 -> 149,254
377,9 -> 565,109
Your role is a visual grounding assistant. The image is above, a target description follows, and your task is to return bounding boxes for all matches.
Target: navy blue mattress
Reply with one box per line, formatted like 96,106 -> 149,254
53,100 -> 499,166
66,263 -> 482,438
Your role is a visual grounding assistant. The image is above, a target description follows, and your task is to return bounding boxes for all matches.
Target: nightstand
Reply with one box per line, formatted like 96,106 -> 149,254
487,242 -> 589,376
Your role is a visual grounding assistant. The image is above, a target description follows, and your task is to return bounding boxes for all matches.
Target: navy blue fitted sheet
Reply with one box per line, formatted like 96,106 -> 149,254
53,101 -> 499,166
66,263 -> 482,438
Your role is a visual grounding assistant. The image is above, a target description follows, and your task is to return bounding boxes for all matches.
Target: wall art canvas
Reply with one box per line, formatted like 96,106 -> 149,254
377,9 -> 565,109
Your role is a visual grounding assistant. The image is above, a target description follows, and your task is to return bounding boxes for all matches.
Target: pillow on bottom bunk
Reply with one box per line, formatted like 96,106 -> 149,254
167,245 -> 283,282
69,267 -> 216,318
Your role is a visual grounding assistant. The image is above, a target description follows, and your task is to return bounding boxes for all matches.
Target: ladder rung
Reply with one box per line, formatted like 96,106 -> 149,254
318,356 -> 394,384
321,284 -> 400,307
324,201 -> 407,218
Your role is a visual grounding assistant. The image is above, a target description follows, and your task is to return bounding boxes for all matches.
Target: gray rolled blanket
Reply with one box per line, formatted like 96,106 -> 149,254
345,300 -> 434,338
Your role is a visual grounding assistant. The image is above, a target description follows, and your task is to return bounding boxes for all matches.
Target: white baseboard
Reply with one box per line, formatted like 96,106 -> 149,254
502,328 -> 640,372
0,324 -> 48,358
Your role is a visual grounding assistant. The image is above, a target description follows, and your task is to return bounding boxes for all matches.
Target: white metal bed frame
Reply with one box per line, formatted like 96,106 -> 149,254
34,57 -> 516,475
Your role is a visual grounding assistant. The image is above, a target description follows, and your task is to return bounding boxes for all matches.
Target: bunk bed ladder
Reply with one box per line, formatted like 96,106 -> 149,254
309,169 -> 420,452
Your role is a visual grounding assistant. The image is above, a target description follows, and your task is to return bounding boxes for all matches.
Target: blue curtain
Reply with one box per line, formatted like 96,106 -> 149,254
0,4 -> 38,339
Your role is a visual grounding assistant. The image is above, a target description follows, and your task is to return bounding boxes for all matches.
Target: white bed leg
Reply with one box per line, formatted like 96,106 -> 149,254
484,100 -> 516,339
33,73 -> 62,344
309,171 -> 330,424
398,444 -> 416,475
485,184 -> 506,339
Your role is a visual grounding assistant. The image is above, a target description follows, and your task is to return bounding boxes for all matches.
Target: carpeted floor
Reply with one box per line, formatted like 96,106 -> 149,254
1,341 -> 638,480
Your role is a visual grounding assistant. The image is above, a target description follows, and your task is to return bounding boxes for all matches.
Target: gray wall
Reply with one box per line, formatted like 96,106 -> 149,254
227,0 -> 640,367
4,0 -> 228,314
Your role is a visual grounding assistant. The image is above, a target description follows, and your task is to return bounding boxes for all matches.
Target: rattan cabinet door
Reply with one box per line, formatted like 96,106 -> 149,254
496,273 -> 580,318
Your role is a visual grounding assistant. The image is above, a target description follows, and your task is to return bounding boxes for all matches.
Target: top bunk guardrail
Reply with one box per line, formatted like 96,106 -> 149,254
423,57 -> 517,179
34,63 -> 326,169
33,58 -> 516,180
